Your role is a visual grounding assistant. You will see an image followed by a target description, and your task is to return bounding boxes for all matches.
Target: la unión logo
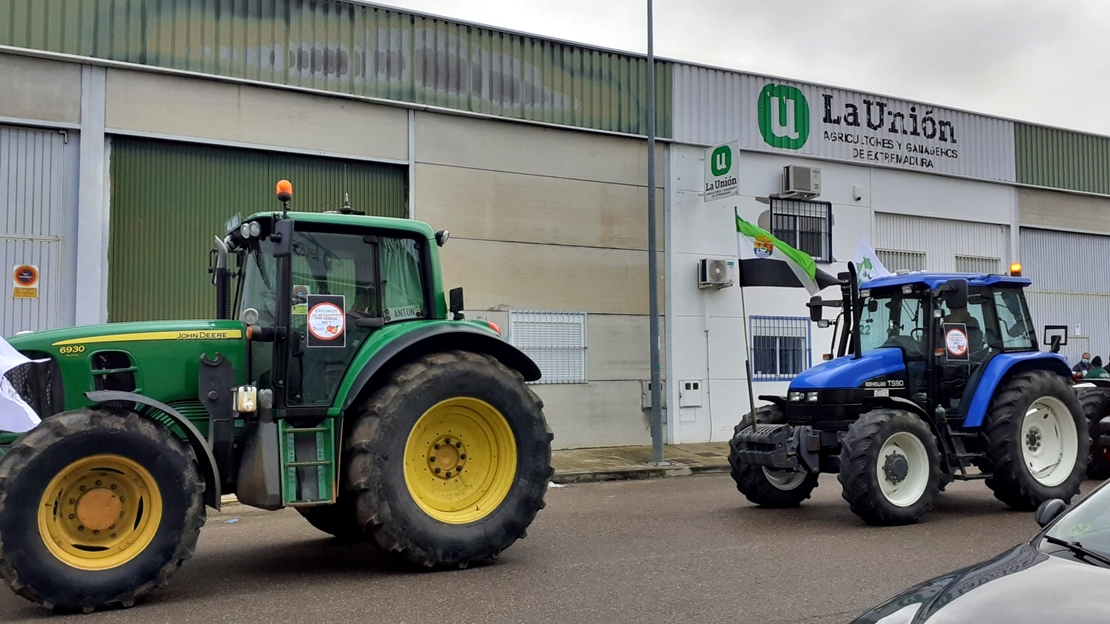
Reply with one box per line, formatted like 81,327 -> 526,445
758,84 -> 809,150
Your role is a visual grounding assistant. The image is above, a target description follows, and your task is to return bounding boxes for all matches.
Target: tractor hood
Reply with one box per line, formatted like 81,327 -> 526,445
5,320 -> 245,355
789,348 -> 906,390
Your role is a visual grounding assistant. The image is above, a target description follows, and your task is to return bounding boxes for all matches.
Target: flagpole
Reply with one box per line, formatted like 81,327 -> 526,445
738,260 -> 759,433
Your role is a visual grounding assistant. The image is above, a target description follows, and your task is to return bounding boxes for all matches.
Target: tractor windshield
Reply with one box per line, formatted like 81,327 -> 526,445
859,291 -> 928,358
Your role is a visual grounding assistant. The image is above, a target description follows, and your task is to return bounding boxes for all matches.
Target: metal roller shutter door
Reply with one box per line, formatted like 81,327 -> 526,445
107,138 -> 406,322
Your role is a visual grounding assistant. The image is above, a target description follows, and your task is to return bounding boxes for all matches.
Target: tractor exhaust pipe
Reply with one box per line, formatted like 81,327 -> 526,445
213,236 -> 231,320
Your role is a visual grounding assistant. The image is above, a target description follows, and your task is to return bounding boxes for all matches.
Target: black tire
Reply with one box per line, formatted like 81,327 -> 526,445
1078,387 -> 1110,480
838,409 -> 943,526
296,493 -> 366,543
344,350 -> 553,569
980,370 -> 1090,510
0,408 -> 205,613
728,406 -> 819,508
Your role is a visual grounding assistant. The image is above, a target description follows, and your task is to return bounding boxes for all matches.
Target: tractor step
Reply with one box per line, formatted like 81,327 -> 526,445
279,420 -> 338,506
952,473 -> 992,481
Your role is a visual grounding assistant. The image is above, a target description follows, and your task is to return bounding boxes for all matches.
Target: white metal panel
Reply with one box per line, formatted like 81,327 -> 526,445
1025,291 -> 1110,365
873,213 -> 1009,272
1020,228 -> 1110,294
672,64 -> 1017,182
878,250 -> 927,272
1,124 -> 74,336
2,239 -> 60,335
508,311 -> 588,384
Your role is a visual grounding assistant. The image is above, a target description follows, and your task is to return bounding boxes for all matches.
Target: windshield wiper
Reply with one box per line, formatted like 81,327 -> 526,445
1044,535 -> 1110,567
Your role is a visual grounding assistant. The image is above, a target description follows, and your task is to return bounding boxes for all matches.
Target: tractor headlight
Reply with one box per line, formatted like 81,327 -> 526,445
807,392 -> 819,402
789,391 -> 805,402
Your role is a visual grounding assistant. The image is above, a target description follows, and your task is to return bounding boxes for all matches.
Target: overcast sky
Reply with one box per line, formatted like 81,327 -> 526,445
377,0 -> 1110,136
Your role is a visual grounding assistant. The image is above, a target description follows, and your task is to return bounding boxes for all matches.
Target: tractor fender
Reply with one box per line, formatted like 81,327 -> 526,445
340,324 -> 542,412
86,390 -> 221,510
960,352 -> 1073,428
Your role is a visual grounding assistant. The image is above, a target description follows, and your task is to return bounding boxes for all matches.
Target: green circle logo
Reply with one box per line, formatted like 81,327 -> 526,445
758,84 -> 809,150
710,145 -> 732,177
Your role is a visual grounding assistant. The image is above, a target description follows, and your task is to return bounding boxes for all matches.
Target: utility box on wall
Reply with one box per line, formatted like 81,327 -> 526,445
678,380 -> 703,407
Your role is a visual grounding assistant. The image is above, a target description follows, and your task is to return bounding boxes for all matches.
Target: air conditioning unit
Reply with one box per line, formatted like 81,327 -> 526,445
782,165 -> 821,198
698,258 -> 734,290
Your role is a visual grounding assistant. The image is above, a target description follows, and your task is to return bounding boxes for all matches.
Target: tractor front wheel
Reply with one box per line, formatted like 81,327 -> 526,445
981,371 -> 1089,510
838,409 -> 943,525
728,406 -> 819,508
1078,387 -> 1110,480
0,408 -> 205,613
344,350 -> 553,569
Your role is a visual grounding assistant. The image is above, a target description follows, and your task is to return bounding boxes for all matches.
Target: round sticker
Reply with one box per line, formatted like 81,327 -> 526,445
13,265 -> 38,287
307,302 -> 344,341
946,328 -> 969,357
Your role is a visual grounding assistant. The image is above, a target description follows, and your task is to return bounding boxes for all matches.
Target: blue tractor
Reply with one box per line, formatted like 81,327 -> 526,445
728,263 -> 1089,525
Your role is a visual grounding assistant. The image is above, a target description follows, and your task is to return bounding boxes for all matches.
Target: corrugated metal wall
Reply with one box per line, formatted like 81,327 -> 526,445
108,137 -> 406,322
0,0 -> 671,138
873,213 -> 1010,272
1021,228 -> 1110,293
1,125 -> 74,336
672,64 -> 1017,183
1016,124 -> 1110,195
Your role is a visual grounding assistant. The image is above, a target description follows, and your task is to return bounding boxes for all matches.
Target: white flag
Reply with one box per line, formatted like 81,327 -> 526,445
853,233 -> 893,285
0,337 -> 46,433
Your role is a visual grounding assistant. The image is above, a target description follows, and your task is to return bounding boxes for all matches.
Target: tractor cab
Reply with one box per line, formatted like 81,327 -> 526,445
797,267 -> 1044,423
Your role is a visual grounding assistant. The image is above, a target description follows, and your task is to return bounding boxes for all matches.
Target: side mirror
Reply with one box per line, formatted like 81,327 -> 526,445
868,298 -> 879,313
271,219 -> 293,257
817,319 -> 831,328
808,296 -> 823,322
1043,325 -> 1069,354
941,278 -> 968,310
1035,498 -> 1068,527
449,287 -> 465,321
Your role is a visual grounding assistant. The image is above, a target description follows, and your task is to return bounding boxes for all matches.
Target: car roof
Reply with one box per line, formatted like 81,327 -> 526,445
860,272 -> 1031,290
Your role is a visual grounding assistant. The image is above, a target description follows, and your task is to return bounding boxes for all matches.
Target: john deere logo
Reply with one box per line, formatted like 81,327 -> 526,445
710,145 -> 732,177
758,84 -> 809,150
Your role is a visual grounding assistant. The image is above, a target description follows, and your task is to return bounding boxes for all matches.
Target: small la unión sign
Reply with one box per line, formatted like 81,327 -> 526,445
704,141 -> 739,202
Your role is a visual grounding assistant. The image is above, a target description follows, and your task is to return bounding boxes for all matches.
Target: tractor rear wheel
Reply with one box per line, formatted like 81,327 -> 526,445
0,408 -> 205,613
838,409 -> 943,525
1078,387 -> 1110,480
728,406 -> 819,507
981,370 -> 1089,510
344,350 -> 553,569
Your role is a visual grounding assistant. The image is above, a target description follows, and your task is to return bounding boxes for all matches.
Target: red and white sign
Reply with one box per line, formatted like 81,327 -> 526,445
306,294 -> 346,348
12,264 -> 39,300
945,326 -> 969,359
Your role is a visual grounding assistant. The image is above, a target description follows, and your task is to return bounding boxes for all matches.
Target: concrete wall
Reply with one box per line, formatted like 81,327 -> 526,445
415,113 -> 664,449
104,69 -> 408,162
0,54 -> 81,125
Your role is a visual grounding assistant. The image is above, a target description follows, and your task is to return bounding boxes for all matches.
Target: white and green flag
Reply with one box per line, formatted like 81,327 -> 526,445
852,233 -> 893,285
736,213 -> 839,295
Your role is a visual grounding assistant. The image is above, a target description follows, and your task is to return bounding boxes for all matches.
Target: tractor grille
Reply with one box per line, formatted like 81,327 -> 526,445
3,358 -> 64,424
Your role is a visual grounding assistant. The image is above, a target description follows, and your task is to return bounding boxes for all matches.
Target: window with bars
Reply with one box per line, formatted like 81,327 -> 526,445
750,316 -> 810,380
770,199 -> 833,262
877,249 -> 927,273
955,255 -> 1000,274
508,311 -> 588,384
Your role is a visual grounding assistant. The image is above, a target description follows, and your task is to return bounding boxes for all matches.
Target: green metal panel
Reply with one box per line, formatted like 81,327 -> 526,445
108,137 -> 405,323
1016,123 -> 1110,195
0,0 -> 673,138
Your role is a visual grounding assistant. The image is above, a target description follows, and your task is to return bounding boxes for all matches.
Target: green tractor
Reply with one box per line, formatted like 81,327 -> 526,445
0,181 -> 554,613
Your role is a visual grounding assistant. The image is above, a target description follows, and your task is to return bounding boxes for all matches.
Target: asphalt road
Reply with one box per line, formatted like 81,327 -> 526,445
2,474 -> 1096,624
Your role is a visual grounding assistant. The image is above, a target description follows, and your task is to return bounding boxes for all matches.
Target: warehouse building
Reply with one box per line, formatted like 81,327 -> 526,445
2,1 -> 1109,449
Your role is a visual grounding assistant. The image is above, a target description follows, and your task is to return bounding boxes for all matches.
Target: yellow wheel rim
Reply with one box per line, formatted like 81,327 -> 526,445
403,398 -> 518,524
37,454 -> 163,571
